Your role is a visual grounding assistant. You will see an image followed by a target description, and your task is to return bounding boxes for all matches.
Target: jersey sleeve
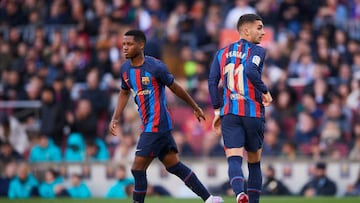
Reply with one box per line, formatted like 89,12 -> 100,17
245,46 -> 268,94
120,66 -> 130,90
208,51 -> 221,109
156,62 -> 174,86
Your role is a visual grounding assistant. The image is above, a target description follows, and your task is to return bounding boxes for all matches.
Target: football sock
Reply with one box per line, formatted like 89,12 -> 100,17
247,162 -> 262,203
167,162 -> 210,201
227,156 -> 245,196
131,170 -> 147,203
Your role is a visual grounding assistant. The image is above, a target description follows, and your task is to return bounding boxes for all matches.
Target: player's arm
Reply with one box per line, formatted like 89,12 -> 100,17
245,47 -> 272,106
109,70 -> 132,136
109,88 -> 131,136
168,81 -> 205,122
157,62 -> 205,122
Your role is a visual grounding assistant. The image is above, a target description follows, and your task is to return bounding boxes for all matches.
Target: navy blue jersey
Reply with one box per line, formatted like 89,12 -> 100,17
208,39 -> 268,118
120,56 -> 174,132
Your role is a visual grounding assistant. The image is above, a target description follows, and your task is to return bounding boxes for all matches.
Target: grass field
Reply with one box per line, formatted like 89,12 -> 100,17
1,197 -> 359,203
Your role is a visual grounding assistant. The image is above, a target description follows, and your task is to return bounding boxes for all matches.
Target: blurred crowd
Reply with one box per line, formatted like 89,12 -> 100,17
0,0 -> 360,173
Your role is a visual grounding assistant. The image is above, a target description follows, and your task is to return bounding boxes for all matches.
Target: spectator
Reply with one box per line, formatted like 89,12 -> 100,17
8,162 -> 39,198
0,141 -> 23,164
39,86 -> 65,147
28,134 -> 62,163
294,112 -> 318,146
112,131 -> 136,163
0,162 -> 16,197
39,168 -> 68,198
172,130 -> 195,157
66,173 -> 91,198
85,138 -> 110,162
299,162 -> 337,197
81,57 -> 109,117
224,0 -> 256,29
262,129 -> 282,157
262,165 -> 291,196
280,141 -> 298,161
67,98 -> 97,142
64,132 -> 86,162
105,164 -> 134,198
0,112 -> 29,155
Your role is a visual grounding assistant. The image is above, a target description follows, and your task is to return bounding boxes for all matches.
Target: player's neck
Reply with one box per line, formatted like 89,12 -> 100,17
130,53 -> 145,67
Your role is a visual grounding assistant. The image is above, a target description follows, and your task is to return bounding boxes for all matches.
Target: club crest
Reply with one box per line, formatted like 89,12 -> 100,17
141,77 -> 150,85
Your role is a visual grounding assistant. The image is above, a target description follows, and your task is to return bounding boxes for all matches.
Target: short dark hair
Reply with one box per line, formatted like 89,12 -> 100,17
124,30 -> 147,44
237,13 -> 263,30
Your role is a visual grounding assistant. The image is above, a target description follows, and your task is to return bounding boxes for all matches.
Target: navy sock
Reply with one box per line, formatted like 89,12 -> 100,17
227,156 -> 245,196
167,162 -> 210,201
131,170 -> 147,203
247,162 -> 262,203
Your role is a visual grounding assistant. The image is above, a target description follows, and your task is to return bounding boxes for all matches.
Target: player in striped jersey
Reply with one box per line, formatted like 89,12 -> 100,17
110,30 -> 223,203
208,14 -> 273,203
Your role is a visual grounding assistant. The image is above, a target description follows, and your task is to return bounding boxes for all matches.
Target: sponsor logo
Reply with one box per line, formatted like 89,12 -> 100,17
137,89 -> 152,96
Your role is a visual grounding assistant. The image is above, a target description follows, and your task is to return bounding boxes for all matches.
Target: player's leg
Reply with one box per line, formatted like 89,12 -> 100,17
243,117 -> 265,203
131,156 -> 154,203
131,132 -> 159,203
159,132 -> 223,203
221,114 -> 247,203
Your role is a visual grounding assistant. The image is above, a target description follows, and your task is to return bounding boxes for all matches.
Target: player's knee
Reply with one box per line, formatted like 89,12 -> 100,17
247,150 -> 262,163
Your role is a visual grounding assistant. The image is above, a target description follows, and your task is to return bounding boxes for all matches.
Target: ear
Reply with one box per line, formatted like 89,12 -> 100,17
139,41 -> 145,50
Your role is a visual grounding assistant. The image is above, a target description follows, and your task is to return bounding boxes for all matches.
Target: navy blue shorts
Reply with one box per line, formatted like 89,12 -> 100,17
221,114 -> 265,152
136,130 -> 178,161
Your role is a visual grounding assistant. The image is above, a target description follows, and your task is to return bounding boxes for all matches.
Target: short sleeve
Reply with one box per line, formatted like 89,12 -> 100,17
120,68 -> 130,90
156,62 -> 174,86
249,47 -> 266,70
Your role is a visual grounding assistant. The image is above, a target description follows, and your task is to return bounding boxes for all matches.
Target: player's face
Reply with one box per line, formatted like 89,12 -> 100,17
122,35 -> 143,59
248,20 -> 265,44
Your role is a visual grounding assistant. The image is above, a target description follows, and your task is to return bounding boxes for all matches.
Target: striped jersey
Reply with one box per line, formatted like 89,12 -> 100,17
120,56 -> 173,132
208,39 -> 268,119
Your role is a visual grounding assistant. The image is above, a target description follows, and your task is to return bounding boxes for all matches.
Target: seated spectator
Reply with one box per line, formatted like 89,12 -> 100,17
105,164 -> 134,198
202,133 -> 225,157
67,99 -> 98,142
262,165 -> 291,196
0,141 -> 23,164
294,112 -> 318,146
112,132 -> 136,163
66,173 -> 91,198
262,130 -> 282,157
39,168 -> 68,198
80,68 -> 110,116
299,162 -> 337,197
8,162 -> 39,198
29,134 -> 62,163
64,133 -> 86,162
172,130 -> 195,157
0,162 -> 17,196
0,112 -> 29,155
280,141 -> 298,161
85,138 -> 110,162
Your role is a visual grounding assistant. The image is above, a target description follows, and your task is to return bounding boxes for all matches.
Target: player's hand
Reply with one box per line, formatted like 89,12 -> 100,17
109,119 -> 121,136
262,92 -> 273,107
212,115 -> 222,137
193,107 -> 206,122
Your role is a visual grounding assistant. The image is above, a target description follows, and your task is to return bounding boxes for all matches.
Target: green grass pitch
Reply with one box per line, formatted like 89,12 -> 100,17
0,197 -> 359,203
